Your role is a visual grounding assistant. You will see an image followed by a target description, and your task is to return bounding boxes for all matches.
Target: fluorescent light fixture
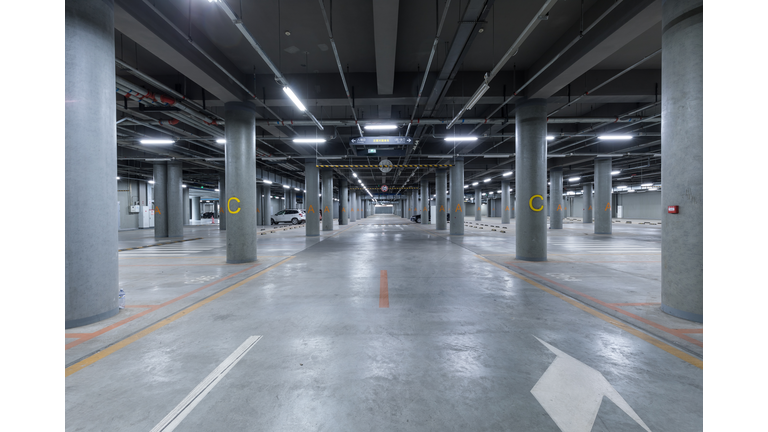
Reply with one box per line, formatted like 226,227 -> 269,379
215,189 -> 220,192
283,185 -> 290,189
304,190 -> 307,192
216,139 -> 225,144
116,177 -> 120,180
445,137 -> 478,142
293,138 -> 326,143
283,86 -> 306,111
648,187 -> 658,191
547,136 -> 555,140
464,185 -> 469,188
617,186 -> 628,189
364,125 -> 397,130
627,189 -> 636,193
497,190 -> 502,193
263,180 -> 273,184
472,182 -> 479,186
281,197 -> 285,199
598,135 -> 632,140
140,139 -> 175,144
568,177 -> 581,182
484,178 -> 491,183
611,170 -> 621,175
466,82 -> 490,111
353,173 -> 357,177
182,184 -> 187,188
294,187 -> 300,191
503,171 -> 513,176
567,191 -> 575,195
148,180 -> 155,184
641,183 -> 653,187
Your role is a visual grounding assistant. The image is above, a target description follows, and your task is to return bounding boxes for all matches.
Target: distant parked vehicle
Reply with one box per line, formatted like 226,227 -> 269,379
410,213 -> 450,223
202,212 -> 215,219
270,209 -> 306,225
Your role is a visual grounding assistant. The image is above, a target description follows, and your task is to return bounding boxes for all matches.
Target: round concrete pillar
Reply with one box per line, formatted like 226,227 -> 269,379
436,169 -> 448,230
550,168 -> 563,229
153,163 -> 168,238
167,162 -> 183,238
582,183 -> 593,223
501,180 -> 511,224
450,158 -> 465,234
594,159 -> 612,234
322,169 -> 334,231
515,99 -> 548,261
305,160 -> 320,235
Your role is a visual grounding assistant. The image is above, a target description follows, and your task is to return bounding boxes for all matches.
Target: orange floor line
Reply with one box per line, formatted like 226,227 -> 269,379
505,262 -> 703,348
65,262 -> 260,350
379,270 -> 389,308
610,302 -> 662,306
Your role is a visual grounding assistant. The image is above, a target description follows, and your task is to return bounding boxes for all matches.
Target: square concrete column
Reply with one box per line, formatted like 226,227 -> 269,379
153,163 -> 168,238
501,180 -> 511,224
305,160 -> 320,235
474,188 -> 482,221
582,183 -> 593,223
219,175 -> 226,230
421,178 -> 430,224
65,0 -> 119,328
183,186 -> 190,224
549,168 -> 563,229
224,101 -> 258,263
350,191 -> 356,222
167,162 -> 183,238
191,196 -> 201,221
450,158 -> 465,235
436,168 -> 448,230
339,179 -> 349,225
594,159 -> 612,234
515,99 -> 548,261
661,0 -> 703,322
322,169 -> 334,231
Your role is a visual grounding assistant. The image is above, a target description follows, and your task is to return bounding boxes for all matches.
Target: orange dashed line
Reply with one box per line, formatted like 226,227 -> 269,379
379,270 -> 389,308
505,262 -> 703,348
65,262 -> 260,350
65,333 -> 90,338
611,302 -> 662,306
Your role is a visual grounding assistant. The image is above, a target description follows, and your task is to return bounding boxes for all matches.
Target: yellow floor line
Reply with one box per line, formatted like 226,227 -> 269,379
475,255 -> 703,369
66,256 -> 296,377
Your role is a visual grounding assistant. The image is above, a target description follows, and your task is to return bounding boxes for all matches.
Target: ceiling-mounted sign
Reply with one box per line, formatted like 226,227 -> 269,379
351,136 -> 412,145
381,185 -> 389,192
368,149 -> 377,154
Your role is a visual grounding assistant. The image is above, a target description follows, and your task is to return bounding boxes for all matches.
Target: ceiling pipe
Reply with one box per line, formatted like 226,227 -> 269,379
116,77 -> 223,125
447,0 -> 559,129
316,0 -> 362,137
139,0 -> 297,136
250,116 -> 658,128
547,48 -> 661,117
404,0 -> 452,137
213,0 -> 323,131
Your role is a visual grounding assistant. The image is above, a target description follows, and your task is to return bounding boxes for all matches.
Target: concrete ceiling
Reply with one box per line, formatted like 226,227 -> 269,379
113,0 -> 664,197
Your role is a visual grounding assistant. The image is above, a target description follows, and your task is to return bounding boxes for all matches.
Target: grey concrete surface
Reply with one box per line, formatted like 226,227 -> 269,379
322,169 -> 334,232
550,169 -> 563,230
167,162 -> 183,238
339,179 -> 349,225
583,183 -> 593,224
421,178 -> 430,224
66,216 -> 702,431
219,175 -> 226,231
436,168 -> 448,230
501,179 -> 511,224
350,191 -> 356,223
65,0 -> 119,328
192,196 -> 201,221
450,158 -> 465,235
224,101 -> 258,263
305,160 -> 320,236
153,163 -> 168,238
474,188 -> 482,221
660,0 -> 703,323
515,99 -> 548,261
183,186 -> 190,224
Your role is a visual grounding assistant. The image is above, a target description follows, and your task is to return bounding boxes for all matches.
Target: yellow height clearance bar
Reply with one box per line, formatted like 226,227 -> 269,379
316,164 -> 454,168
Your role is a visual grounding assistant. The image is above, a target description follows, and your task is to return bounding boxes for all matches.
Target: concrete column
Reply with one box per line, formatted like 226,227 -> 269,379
153,163 -> 168,238
183,186 -> 190,224
436,168 -> 448,230
65,0 -> 119,328
322,169 -> 334,231
219,175 -> 226,230
582,183 -> 593,223
359,195 -> 364,219
501,180 -> 511,224
511,196 -> 516,219
191,196 -> 200,221
339,179 -> 349,225
167,162 -> 183,237
661,0 -> 703,322
224,101 -> 257,264
421,179 -> 430,224
474,188 -> 482,221
264,186 -> 272,225
305,160 -> 320,235
450,158 -> 465,235
350,191 -> 356,222
515,99 -> 548,261
550,168 -> 563,229
594,159 -> 612,234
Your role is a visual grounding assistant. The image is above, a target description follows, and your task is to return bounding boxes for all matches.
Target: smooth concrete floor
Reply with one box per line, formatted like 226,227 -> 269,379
66,214 -> 702,431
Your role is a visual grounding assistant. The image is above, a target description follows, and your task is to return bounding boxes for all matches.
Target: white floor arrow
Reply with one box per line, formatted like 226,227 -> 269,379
531,336 -> 651,432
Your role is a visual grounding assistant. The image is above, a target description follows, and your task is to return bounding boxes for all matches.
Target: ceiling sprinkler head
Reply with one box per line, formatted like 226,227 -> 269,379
284,30 -> 291,36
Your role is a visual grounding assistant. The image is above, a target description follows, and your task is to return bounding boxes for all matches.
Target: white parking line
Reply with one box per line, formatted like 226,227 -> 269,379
150,335 -> 263,432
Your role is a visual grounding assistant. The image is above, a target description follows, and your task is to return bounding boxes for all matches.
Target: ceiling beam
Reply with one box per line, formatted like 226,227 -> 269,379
523,0 -> 661,99
372,0 -> 400,95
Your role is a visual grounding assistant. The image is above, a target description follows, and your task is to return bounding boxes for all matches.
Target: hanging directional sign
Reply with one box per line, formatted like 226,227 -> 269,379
350,136 -> 412,145
381,185 -> 388,192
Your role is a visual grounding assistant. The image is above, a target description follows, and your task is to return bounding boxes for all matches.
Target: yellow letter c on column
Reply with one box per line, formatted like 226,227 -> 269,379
227,196 -> 241,214
529,195 -> 544,212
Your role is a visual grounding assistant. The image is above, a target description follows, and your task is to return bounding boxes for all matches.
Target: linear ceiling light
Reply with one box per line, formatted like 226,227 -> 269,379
484,178 -> 491,183
294,187 -> 300,191
445,137 -> 478,142
283,86 -> 306,111
569,177 -> 581,182
216,139 -> 226,144
598,135 -> 633,140
641,183 -> 653,187
364,125 -> 398,130
547,136 -> 555,140
140,139 -> 175,144
263,180 -> 273,184
464,185 -> 469,188
472,182 -> 479,186
611,170 -> 621,175
293,138 -> 326,143
503,171 -> 513,176
283,185 -> 290,189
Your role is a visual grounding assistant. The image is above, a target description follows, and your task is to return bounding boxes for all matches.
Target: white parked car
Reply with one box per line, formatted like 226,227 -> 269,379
270,209 -> 306,225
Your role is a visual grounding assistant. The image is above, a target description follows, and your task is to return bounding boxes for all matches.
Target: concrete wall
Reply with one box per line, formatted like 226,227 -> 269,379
117,179 -> 139,229
617,191 -> 662,219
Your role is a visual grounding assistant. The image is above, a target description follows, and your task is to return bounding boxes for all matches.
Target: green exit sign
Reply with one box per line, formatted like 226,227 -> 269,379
368,149 -> 377,154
